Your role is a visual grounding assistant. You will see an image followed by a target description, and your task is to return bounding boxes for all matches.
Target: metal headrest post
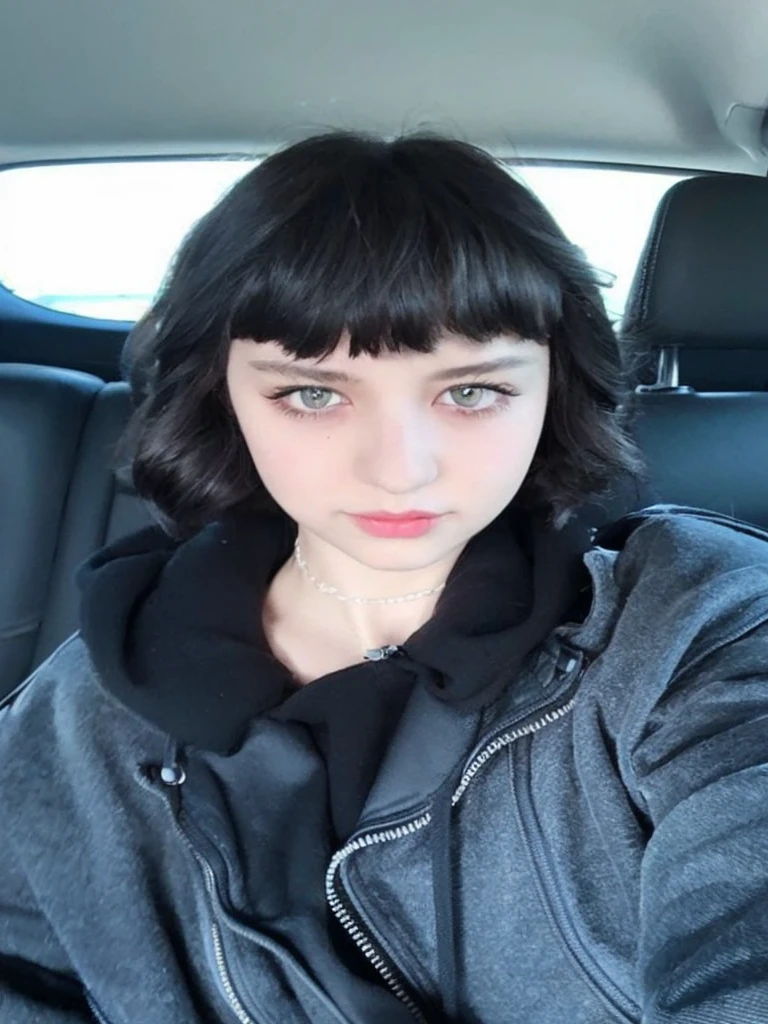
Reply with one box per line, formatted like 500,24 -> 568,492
635,346 -> 696,395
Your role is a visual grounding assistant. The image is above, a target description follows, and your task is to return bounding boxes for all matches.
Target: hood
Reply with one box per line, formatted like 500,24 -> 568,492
77,502 -> 595,756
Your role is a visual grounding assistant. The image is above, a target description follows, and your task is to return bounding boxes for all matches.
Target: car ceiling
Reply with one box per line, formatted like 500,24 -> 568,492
0,0 -> 767,172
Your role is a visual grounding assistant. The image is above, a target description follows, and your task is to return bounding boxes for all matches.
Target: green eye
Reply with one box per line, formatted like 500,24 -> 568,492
267,380 -> 518,421
297,387 -> 336,409
450,386 -> 485,407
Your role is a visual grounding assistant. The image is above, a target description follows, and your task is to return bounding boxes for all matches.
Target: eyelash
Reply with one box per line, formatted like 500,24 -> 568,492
265,381 -> 520,421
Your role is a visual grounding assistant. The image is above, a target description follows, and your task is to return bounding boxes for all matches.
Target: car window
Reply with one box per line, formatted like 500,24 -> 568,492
514,165 -> 686,318
0,159 -> 687,323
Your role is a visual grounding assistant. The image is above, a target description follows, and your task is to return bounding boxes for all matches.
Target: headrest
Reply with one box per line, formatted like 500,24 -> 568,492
622,173 -> 768,350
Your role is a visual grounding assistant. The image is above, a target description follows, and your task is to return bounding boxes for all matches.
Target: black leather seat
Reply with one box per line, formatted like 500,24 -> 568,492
0,364 -> 102,690
30,382 -> 154,670
620,173 -> 768,528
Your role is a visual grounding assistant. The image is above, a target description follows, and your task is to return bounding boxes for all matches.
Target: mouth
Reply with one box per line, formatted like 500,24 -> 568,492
347,511 -> 444,538
352,511 -> 443,522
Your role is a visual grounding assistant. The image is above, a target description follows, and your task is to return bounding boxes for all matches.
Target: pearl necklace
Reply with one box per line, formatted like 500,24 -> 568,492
293,538 -> 447,605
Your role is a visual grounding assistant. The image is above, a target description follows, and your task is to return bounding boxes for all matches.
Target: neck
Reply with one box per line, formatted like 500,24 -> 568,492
285,555 -> 443,651
266,531 -> 455,654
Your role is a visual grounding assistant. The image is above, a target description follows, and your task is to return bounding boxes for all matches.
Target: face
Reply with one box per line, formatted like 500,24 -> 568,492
226,333 -> 550,584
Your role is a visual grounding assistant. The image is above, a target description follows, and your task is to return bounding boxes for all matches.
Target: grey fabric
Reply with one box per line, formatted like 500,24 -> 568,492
1,507 -> 768,1023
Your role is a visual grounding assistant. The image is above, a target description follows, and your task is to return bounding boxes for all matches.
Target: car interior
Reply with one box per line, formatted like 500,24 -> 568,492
1,0 -> 768,702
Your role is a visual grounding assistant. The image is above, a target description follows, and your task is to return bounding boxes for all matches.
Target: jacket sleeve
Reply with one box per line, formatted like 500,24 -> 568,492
0,815 -> 95,1022
631,611 -> 768,1022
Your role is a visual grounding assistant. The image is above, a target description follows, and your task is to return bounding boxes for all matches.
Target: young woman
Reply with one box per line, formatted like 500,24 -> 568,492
1,132 -> 767,1024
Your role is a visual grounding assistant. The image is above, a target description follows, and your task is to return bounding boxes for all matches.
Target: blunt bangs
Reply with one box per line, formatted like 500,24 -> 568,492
225,134 -> 564,358
122,131 -> 649,537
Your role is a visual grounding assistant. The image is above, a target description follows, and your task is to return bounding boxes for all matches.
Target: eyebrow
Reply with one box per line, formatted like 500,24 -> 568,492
246,354 -> 538,385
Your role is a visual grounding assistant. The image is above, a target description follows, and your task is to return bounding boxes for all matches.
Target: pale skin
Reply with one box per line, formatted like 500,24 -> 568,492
225,333 -> 551,684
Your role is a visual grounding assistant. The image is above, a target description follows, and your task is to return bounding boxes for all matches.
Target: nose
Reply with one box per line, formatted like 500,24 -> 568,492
355,407 -> 440,495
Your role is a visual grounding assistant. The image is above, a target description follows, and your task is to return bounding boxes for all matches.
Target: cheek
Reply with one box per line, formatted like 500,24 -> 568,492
239,419 -> 340,504
450,407 -> 546,486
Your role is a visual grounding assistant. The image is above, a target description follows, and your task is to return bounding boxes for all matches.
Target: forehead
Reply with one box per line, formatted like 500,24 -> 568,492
235,333 -> 547,382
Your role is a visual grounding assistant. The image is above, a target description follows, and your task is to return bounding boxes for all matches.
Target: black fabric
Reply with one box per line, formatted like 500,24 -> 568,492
78,503 -> 592,842
269,664 -> 415,843
78,509 -> 297,755
622,173 -> 768,352
76,502 -> 594,1016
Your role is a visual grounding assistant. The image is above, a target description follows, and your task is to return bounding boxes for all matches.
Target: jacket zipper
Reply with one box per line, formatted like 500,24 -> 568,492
451,688 -> 579,807
85,904 -> 249,1024
139,771 -> 358,1024
85,992 -> 112,1024
507,603 -> 768,1024
450,645 -> 585,807
136,773 -> 262,1024
325,649 -> 586,1019
198,859 -> 260,1024
325,815 -> 432,1022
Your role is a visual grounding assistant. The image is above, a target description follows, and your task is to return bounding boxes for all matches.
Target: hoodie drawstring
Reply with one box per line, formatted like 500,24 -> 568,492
394,642 -> 585,1022
431,758 -> 468,1022
389,647 -> 463,1020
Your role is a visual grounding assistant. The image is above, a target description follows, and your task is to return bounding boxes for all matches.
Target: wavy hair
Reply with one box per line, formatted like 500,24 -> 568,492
118,131 -> 649,538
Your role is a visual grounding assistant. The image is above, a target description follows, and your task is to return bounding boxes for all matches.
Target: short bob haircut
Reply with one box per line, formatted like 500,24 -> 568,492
119,131 -> 649,539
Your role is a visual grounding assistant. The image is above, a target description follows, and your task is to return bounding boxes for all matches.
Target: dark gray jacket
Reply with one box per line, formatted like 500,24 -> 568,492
1,505 -> 768,1023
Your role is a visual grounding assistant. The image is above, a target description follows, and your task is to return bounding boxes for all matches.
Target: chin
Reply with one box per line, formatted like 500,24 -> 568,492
348,535 -> 458,569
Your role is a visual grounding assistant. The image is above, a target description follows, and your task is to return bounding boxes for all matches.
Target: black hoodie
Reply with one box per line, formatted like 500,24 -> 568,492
78,503 -> 593,837
76,501 -> 594,1011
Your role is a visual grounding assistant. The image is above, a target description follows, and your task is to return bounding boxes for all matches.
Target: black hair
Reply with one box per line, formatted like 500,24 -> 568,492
118,130 -> 649,538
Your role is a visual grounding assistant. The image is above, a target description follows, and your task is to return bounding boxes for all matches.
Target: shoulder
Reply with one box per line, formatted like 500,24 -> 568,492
2,632 -> 103,721
580,507 -> 768,719
608,506 -> 768,602
581,510 -> 768,794
0,633 -> 160,794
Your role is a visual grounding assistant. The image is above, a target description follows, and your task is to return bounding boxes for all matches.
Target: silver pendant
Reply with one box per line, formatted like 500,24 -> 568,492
363,645 -> 400,661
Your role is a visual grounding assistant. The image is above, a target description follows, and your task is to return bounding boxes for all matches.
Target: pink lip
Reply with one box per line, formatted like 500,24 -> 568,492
348,512 -> 443,539
354,510 -> 441,521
